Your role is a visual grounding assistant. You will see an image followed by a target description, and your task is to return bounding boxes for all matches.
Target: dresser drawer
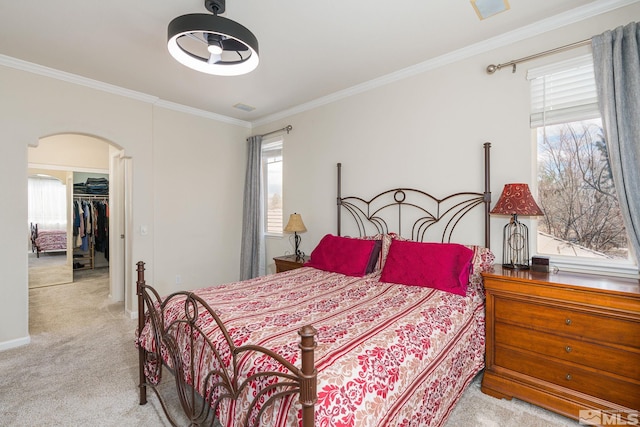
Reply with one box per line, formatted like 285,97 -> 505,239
483,268 -> 640,422
494,297 -> 640,349
495,322 -> 640,380
496,345 -> 640,410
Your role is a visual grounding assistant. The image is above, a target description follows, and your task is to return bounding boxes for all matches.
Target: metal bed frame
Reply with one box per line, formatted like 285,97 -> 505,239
136,142 -> 492,427
338,142 -> 491,247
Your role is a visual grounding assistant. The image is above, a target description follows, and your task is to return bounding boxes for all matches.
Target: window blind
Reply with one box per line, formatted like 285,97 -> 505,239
528,54 -> 600,127
262,140 -> 282,162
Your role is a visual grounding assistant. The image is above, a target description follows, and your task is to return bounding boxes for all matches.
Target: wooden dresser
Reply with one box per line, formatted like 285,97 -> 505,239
482,266 -> 640,423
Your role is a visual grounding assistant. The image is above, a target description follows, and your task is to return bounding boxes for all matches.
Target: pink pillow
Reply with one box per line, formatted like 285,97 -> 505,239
379,240 -> 474,296
305,234 -> 381,276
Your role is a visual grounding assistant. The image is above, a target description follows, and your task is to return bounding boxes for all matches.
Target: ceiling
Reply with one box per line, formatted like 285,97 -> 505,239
0,0 -> 625,125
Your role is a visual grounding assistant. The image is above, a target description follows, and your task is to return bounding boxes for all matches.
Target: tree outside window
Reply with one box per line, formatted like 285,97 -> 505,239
529,55 -> 633,268
536,119 -> 628,259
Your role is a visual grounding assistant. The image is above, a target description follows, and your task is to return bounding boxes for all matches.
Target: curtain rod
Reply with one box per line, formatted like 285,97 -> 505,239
249,125 -> 293,140
486,38 -> 591,74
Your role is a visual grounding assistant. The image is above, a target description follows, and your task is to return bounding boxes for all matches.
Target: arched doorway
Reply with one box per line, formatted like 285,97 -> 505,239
27,133 -> 130,308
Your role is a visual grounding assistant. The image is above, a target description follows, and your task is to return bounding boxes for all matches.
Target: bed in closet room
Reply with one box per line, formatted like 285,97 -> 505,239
30,223 -> 67,258
135,143 -> 495,427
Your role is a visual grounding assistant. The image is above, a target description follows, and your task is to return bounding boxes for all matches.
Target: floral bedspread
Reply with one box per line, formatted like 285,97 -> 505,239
34,229 -> 67,251
137,264 -> 487,427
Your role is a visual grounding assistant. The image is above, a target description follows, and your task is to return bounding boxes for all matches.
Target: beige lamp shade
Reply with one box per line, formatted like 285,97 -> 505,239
284,213 -> 307,233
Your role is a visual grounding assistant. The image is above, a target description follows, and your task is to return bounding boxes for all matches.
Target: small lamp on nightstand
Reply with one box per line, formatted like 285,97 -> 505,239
490,183 -> 544,269
284,213 -> 307,260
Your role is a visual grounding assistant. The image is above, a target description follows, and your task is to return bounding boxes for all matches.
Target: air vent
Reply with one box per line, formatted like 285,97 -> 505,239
233,103 -> 256,112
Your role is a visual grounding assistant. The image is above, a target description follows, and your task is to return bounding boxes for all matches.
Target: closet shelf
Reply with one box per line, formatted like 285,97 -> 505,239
73,242 -> 95,269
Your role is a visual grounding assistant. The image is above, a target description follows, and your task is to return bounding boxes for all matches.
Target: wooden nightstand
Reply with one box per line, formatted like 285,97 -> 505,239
273,255 -> 310,273
481,266 -> 640,423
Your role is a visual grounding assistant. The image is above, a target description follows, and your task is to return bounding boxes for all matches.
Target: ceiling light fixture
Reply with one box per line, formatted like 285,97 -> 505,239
167,0 -> 259,76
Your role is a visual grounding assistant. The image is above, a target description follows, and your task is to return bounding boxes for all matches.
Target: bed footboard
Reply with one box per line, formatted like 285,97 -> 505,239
136,261 -> 317,427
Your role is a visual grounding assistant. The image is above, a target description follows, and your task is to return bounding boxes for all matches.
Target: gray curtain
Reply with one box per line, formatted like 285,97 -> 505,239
592,21 -> 640,265
239,135 -> 265,280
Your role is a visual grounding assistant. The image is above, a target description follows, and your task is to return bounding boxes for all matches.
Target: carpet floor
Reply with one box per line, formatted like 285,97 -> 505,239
28,252 -> 73,289
0,268 -> 580,426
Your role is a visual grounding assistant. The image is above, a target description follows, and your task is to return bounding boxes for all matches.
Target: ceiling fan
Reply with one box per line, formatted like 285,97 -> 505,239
167,0 -> 259,76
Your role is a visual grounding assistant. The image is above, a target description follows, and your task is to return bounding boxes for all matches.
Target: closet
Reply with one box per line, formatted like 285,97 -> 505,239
72,174 -> 109,270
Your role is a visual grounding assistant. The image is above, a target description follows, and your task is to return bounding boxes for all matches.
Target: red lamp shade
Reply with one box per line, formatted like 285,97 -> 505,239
490,183 -> 543,217
491,183 -> 543,269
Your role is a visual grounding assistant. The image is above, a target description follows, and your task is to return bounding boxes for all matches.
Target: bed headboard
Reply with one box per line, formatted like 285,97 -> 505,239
337,142 -> 492,248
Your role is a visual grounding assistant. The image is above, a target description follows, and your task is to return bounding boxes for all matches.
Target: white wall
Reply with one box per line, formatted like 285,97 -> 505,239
151,107 -> 246,291
256,5 -> 639,272
0,66 -> 248,349
29,134 -> 111,170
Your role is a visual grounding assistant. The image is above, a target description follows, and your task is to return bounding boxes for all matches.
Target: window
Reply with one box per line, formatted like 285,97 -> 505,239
529,55 -> 634,273
262,138 -> 283,235
28,175 -> 67,231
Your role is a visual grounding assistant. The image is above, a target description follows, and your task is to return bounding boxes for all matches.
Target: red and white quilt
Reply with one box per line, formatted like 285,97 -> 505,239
138,262 -> 487,427
34,229 -> 67,251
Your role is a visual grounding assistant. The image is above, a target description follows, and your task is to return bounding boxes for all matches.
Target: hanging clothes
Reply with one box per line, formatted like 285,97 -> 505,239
94,200 -> 109,260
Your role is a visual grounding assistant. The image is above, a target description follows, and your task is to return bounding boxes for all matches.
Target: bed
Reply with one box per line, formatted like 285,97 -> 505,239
30,223 -> 67,258
136,142 -> 494,427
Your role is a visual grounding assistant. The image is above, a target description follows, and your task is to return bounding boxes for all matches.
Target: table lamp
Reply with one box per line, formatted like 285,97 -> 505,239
284,213 -> 307,260
490,183 -> 544,269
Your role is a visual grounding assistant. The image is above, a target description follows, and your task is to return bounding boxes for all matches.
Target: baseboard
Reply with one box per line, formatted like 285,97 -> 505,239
0,335 -> 31,352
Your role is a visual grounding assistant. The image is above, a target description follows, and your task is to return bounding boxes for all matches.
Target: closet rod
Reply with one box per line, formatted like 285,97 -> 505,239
486,38 -> 591,74
74,194 -> 109,200
248,125 -> 293,140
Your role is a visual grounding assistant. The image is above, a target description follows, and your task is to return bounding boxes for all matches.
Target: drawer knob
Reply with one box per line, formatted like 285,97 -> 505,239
565,345 -> 572,353
565,318 -> 572,326
565,373 -> 572,381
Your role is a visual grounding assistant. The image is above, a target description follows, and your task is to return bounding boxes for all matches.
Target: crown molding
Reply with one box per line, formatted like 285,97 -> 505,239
0,54 -> 159,104
153,100 -> 251,128
0,54 -> 251,128
251,0 -> 637,127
